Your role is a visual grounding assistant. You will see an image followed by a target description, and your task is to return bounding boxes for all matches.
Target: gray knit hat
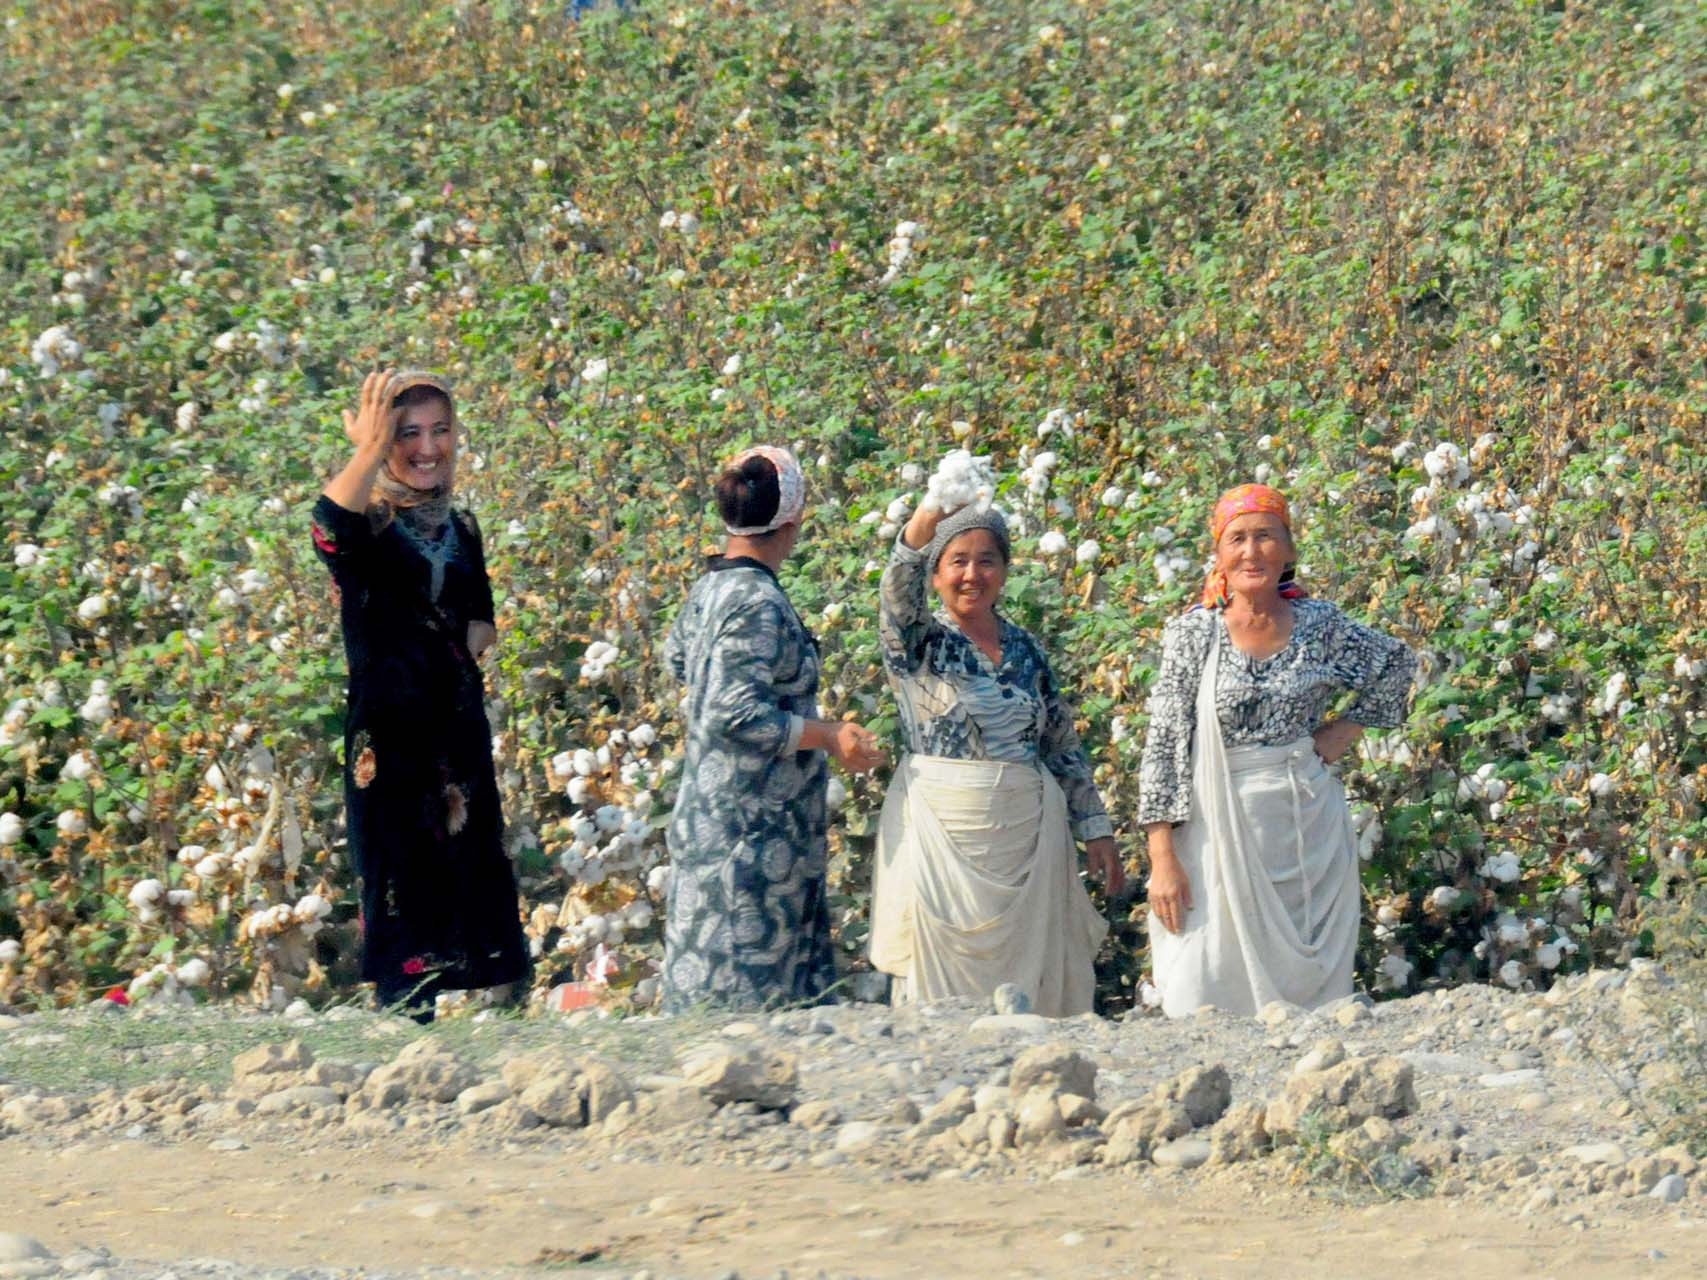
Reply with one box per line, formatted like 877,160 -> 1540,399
925,505 -> 1011,574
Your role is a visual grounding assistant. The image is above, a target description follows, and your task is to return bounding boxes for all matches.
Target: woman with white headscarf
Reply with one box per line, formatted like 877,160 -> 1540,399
661,446 -> 885,1010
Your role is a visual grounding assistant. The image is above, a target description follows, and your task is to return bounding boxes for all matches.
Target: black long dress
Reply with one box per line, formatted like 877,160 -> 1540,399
310,495 -> 529,1002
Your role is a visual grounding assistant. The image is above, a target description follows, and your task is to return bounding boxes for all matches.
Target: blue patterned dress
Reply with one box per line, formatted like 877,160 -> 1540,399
879,537 -> 1113,842
661,557 -> 836,1010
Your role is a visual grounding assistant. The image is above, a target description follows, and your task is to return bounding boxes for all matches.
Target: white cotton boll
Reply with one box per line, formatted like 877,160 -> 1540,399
1100,485 -> 1126,508
128,879 -> 163,909
0,813 -> 23,845
647,864 -> 672,896
1074,539 -> 1100,566
1428,886 -> 1459,911
721,354 -> 742,376
233,844 -> 266,876
1494,912 -> 1528,945
1535,940 -> 1563,971
1597,672 -> 1628,716
1532,626 -> 1557,652
14,543 -> 42,568
594,744 -> 613,769
61,750 -> 96,781
1375,952 -> 1413,991
885,496 -> 913,523
56,810 -> 87,837
1587,772 -> 1613,797
1480,850 -> 1522,884
550,751 -> 574,779
1673,654 -> 1707,680
571,748 -> 596,776
624,901 -> 654,932
0,938 -> 19,965
1038,531 -> 1068,556
1498,959 -> 1526,989
567,777 -> 593,805
580,357 -> 609,384
920,450 -> 997,515
826,777 -> 848,812
1139,980 -> 1163,1009
900,463 -> 924,485
675,211 -> 700,236
1036,408 -> 1074,440
176,957 -> 210,988
77,594 -> 108,622
193,854 -> 225,878
594,804 -> 624,833
166,889 -> 194,908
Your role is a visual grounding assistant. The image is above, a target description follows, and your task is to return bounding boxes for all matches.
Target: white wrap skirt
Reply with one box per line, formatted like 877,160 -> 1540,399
1150,631 -> 1361,1018
869,755 -> 1108,1017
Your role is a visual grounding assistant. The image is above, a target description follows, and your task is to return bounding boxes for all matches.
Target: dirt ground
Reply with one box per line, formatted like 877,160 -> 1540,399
7,1139 -> 1705,1279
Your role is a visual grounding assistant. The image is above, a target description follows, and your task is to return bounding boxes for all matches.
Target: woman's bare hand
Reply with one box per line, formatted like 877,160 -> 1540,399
342,369 -> 401,460
1312,718 -> 1364,765
1083,836 -> 1126,896
829,721 -> 886,775
900,505 -> 947,551
1145,826 -> 1192,934
467,621 -> 496,663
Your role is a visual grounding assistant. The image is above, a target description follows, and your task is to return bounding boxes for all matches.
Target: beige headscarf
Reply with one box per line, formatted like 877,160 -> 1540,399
369,370 -> 457,535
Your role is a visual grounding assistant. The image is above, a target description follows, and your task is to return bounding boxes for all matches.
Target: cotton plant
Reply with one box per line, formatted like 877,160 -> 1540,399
534,721 -> 671,993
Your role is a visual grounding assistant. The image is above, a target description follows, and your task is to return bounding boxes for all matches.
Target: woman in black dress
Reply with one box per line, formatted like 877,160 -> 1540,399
311,369 -> 529,1019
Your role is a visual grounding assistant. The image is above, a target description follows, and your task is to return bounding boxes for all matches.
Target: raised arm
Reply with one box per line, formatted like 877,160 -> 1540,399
879,506 -> 946,675
322,370 -> 401,514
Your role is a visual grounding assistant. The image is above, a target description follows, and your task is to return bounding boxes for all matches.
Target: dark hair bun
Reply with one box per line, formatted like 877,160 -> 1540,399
715,455 -> 781,530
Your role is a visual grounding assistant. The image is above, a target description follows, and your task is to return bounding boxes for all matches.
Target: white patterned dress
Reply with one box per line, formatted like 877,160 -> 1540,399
661,557 -> 835,1011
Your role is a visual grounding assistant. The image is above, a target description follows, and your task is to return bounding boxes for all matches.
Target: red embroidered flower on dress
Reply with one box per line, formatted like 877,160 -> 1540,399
353,746 -> 377,789
401,956 -> 427,976
311,522 -> 338,556
103,985 -> 131,1006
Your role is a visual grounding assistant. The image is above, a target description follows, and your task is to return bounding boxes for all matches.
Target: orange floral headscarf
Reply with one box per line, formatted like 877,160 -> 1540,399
1199,483 -> 1305,610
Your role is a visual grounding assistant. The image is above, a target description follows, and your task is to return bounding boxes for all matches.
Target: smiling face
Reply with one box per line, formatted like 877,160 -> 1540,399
932,529 -> 1008,626
1215,511 -> 1293,599
389,391 -> 455,492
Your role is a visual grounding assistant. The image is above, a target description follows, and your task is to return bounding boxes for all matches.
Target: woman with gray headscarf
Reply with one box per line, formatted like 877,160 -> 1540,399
868,501 -> 1125,1016
661,446 -> 885,1011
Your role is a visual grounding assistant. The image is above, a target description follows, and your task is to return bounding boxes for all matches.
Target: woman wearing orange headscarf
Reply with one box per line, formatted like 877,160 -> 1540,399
1137,484 -> 1415,1017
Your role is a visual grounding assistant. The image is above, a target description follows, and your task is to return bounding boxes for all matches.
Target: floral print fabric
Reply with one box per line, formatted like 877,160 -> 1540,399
309,495 -> 529,995
661,558 -> 836,1011
1138,600 -> 1417,826
878,537 -> 1113,843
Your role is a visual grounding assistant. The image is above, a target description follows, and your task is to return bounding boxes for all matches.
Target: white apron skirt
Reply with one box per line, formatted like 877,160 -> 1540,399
869,755 -> 1108,1017
1150,627 -> 1361,1018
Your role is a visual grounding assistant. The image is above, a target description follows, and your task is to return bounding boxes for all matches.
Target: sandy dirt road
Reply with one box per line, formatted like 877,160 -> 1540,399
6,1139 -> 1705,1278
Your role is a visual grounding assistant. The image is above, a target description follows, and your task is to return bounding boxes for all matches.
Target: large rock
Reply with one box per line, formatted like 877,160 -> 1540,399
1014,1088 -> 1067,1144
361,1038 -> 478,1108
1008,1043 -> 1097,1100
790,1099 -> 843,1132
1150,1063 -> 1231,1127
1208,1102 -> 1270,1164
915,1087 -> 973,1136
231,1039 -> 315,1089
0,1093 -> 88,1131
679,1043 -> 799,1110
1264,1055 -> 1417,1139
254,1085 -> 341,1116
1101,1101 -> 1192,1166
